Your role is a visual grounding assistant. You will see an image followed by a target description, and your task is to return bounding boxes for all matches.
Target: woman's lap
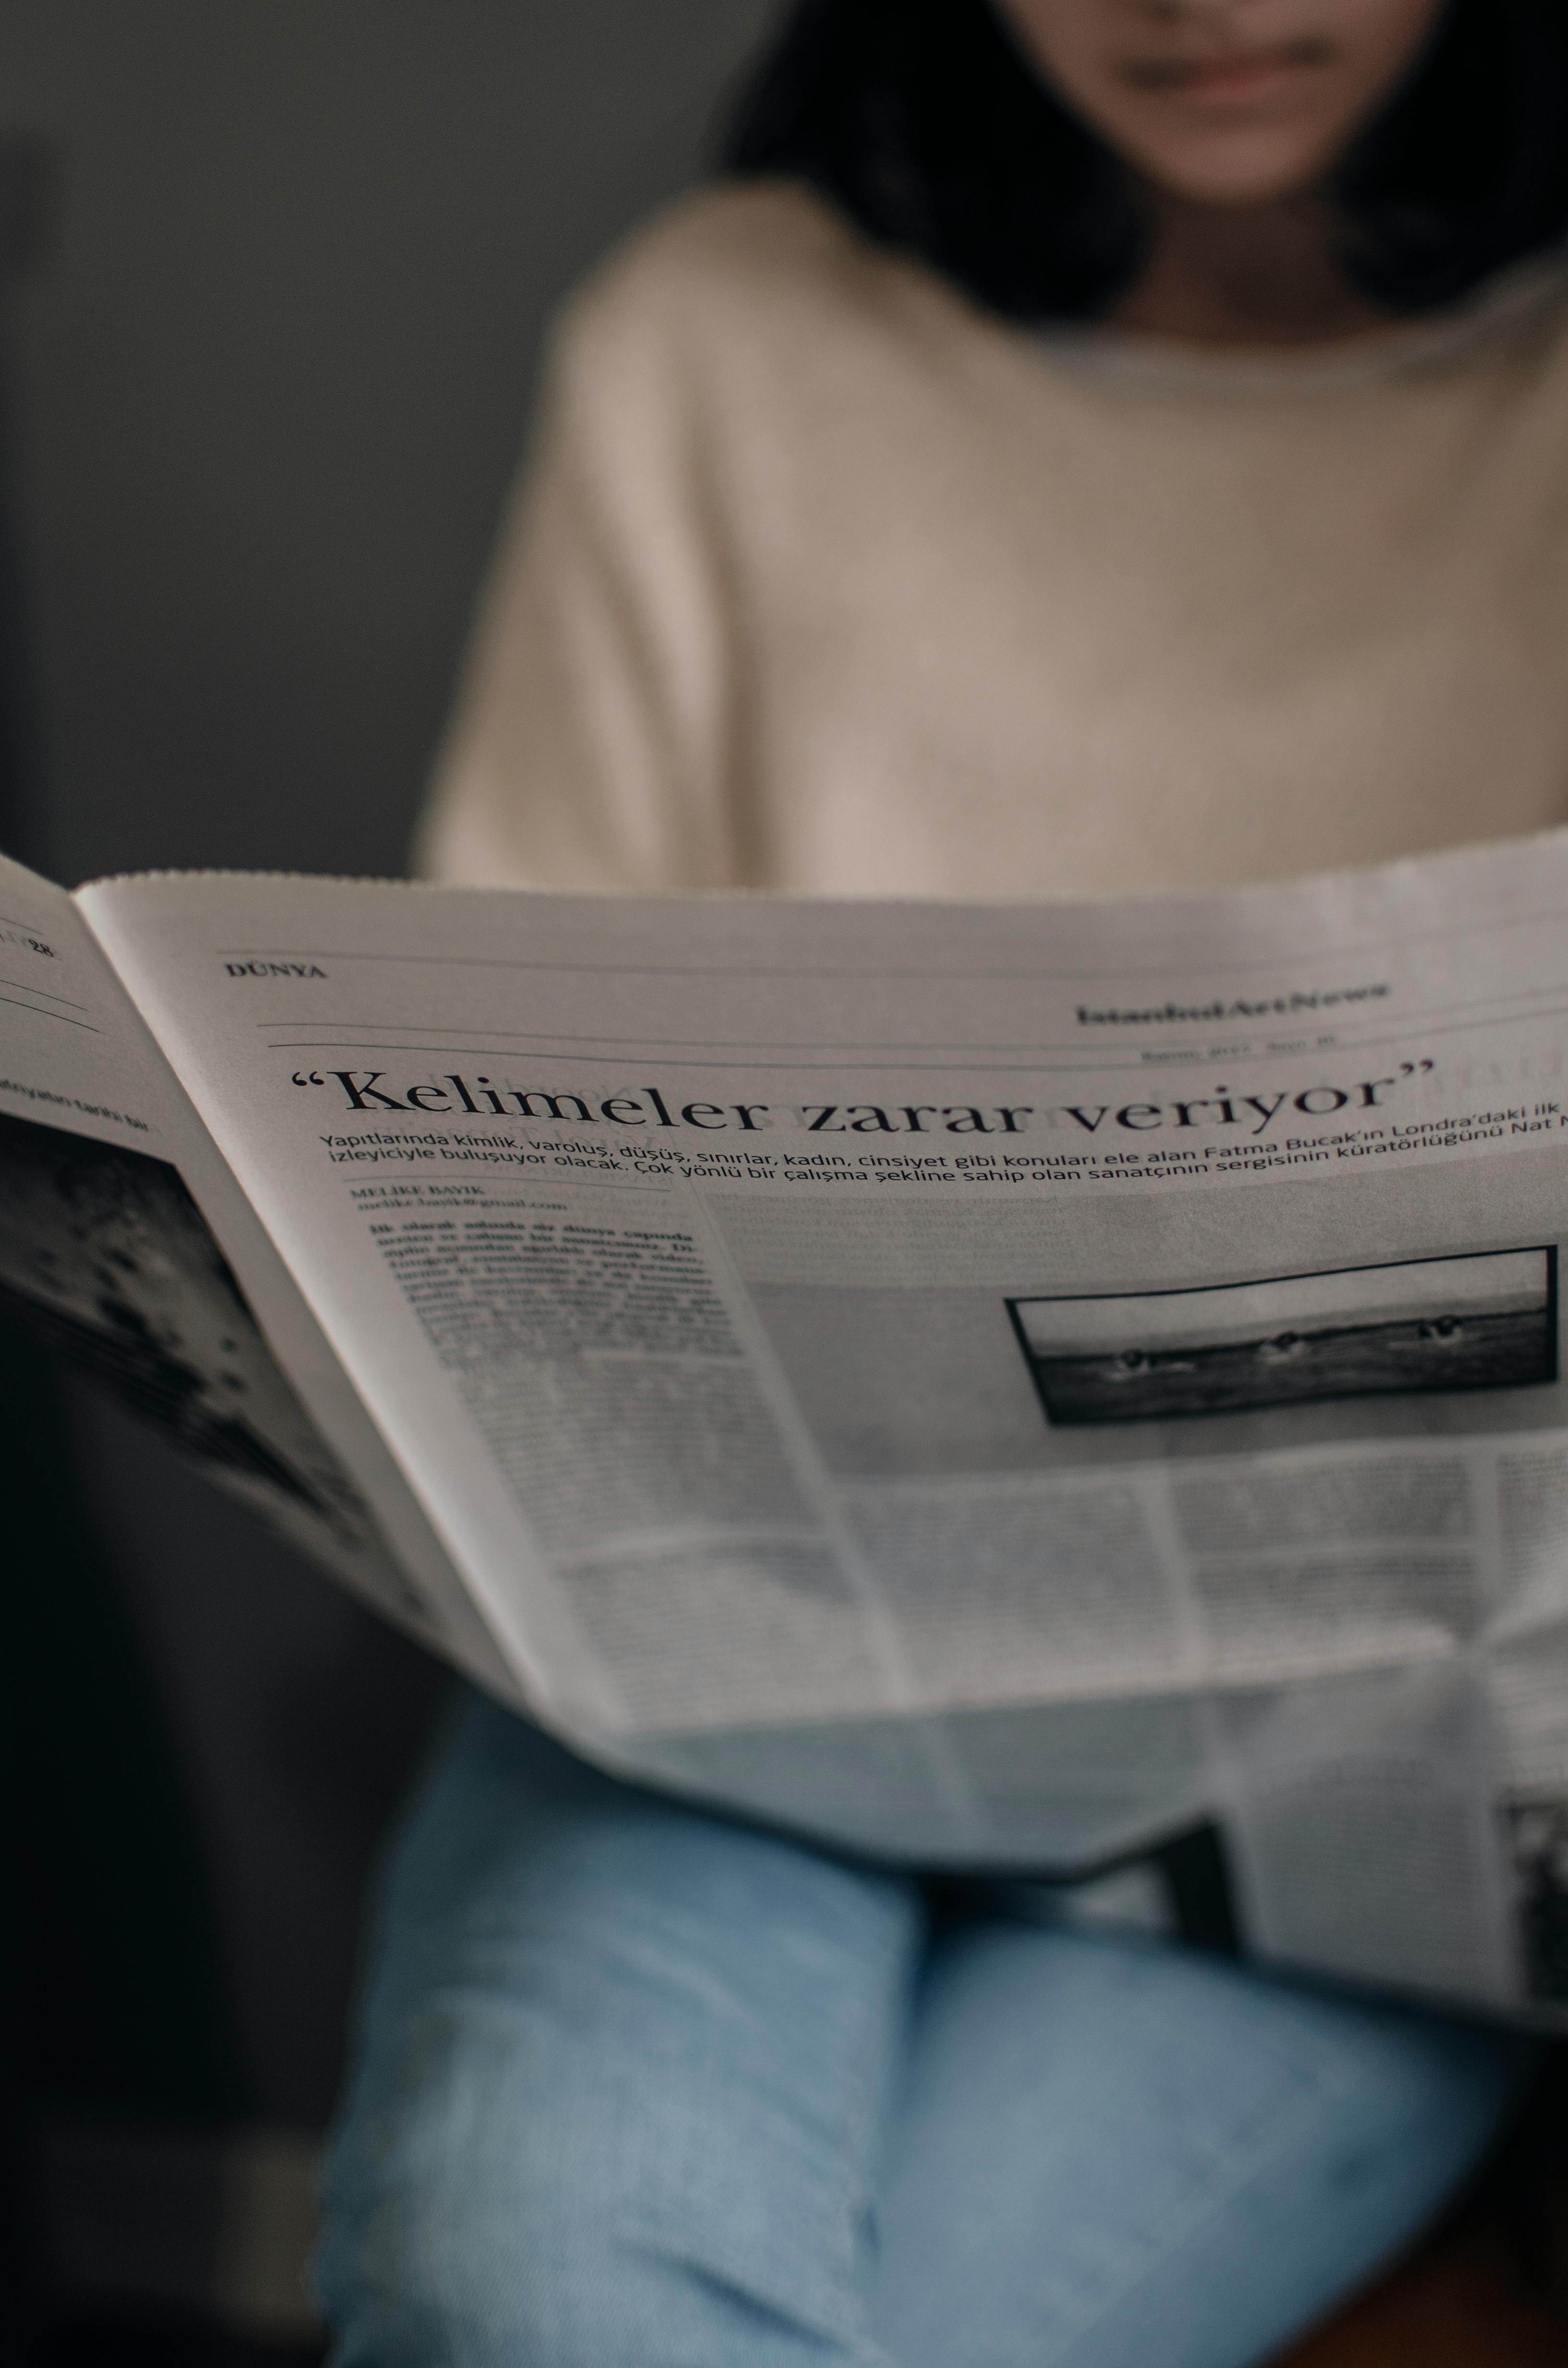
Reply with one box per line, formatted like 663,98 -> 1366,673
316,1694 -> 1533,2368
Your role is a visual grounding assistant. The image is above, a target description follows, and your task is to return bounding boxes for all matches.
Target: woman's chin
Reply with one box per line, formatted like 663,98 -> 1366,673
1128,130 -> 1348,211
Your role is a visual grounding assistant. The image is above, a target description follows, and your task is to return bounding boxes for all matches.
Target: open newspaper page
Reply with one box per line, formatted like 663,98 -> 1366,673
79,838 -> 1568,2023
0,853 -> 506,1687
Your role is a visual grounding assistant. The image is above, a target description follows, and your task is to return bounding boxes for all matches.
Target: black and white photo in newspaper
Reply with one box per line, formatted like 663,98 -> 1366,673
0,853 -> 506,1688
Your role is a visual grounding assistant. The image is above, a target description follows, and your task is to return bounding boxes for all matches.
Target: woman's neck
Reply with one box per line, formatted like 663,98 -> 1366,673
1111,189 -> 1389,349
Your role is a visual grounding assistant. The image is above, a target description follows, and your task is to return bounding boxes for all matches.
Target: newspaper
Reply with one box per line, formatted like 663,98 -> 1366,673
5,833 -> 1568,2022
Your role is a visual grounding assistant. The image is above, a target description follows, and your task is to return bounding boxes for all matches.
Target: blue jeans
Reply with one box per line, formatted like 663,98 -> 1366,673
316,1694 -> 1532,2367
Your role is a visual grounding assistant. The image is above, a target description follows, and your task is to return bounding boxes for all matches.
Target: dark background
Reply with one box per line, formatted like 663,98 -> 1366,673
0,0 -> 772,2141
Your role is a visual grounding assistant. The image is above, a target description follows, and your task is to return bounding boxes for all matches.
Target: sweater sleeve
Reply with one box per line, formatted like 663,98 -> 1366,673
415,271 -> 741,892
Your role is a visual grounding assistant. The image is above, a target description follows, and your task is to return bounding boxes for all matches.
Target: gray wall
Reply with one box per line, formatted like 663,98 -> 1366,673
0,0 -> 773,2126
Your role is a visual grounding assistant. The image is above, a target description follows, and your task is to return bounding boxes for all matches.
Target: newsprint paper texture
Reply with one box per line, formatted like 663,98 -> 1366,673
7,828 -> 1568,2022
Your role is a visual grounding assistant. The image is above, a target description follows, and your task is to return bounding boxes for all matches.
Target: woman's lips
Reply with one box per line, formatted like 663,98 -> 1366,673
1121,41 -> 1332,108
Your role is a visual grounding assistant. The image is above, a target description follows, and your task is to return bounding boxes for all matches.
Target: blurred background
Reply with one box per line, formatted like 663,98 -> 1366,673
0,4 -> 772,2356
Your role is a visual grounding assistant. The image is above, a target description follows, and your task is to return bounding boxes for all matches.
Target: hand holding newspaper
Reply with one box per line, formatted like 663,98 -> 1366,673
3,834 -> 1567,2021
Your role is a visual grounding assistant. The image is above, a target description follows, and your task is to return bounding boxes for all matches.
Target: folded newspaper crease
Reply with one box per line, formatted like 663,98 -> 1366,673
4,830 -> 1568,2021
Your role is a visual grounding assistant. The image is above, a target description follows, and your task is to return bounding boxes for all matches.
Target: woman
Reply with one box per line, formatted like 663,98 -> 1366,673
319,7 -> 1568,2362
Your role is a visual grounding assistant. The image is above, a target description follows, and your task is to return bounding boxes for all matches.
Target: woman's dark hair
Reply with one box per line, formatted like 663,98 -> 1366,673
722,0 -> 1568,321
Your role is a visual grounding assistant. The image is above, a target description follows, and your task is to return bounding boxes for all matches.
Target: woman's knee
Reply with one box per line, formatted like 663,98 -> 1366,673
870,1924 -> 1535,2368
1235,1971 -> 1536,2231
316,2087 -> 651,2368
315,2002 -> 884,2368
1050,1927 -> 1533,2201
317,1699 -> 920,2364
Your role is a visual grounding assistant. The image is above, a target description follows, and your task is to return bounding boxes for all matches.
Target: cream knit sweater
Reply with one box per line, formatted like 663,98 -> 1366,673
419,181 -> 1568,903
